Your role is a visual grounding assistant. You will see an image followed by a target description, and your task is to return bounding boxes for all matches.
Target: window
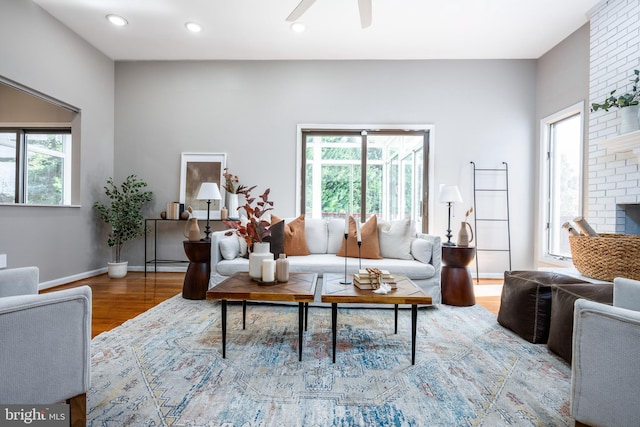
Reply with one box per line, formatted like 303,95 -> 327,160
300,128 -> 431,231
540,104 -> 583,260
0,128 -> 72,205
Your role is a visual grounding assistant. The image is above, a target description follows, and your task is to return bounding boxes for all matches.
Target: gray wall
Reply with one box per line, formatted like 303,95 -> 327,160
535,24 -> 590,265
115,59 -> 537,275
0,1 -> 115,284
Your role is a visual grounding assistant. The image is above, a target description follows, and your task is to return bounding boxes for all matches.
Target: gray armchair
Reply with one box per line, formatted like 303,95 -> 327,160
571,277 -> 640,427
0,267 -> 91,427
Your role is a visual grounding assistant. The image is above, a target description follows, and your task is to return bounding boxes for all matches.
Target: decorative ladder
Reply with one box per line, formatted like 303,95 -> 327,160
470,161 -> 512,284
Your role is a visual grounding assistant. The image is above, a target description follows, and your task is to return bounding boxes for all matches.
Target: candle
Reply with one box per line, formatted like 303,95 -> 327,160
355,219 -> 362,242
344,214 -> 350,234
262,259 -> 275,282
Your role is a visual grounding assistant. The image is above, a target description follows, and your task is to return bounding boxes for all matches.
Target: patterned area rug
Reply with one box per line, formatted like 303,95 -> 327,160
89,295 -> 572,426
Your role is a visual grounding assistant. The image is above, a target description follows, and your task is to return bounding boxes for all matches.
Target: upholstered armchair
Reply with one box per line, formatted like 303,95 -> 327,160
571,277 -> 640,427
0,267 -> 92,427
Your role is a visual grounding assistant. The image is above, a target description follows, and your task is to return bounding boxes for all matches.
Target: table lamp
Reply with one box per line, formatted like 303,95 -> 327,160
196,182 -> 222,241
438,184 -> 463,246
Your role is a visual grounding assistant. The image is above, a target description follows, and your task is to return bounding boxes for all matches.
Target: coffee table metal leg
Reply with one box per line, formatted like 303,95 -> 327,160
304,302 -> 309,331
411,304 -> 418,365
394,304 -> 398,334
242,300 -> 246,330
331,303 -> 337,363
221,300 -> 227,359
298,302 -> 304,361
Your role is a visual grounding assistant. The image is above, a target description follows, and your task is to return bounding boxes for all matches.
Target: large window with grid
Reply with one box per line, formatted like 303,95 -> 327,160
0,128 -> 72,205
300,128 -> 431,232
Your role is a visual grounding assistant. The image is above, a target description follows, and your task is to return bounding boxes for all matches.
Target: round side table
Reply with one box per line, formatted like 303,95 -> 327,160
441,246 -> 476,306
183,240 -> 211,300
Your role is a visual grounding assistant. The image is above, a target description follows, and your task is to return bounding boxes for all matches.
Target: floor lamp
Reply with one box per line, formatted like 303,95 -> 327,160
196,182 -> 222,241
438,185 -> 463,246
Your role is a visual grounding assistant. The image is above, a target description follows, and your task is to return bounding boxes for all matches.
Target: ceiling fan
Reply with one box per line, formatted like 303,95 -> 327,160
286,0 -> 373,29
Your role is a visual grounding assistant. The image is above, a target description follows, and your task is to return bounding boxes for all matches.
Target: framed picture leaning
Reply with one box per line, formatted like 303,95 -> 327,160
180,152 -> 226,220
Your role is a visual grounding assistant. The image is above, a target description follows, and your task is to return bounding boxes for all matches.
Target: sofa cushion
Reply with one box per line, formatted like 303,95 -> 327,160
264,219 -> 285,259
215,254 -> 436,280
219,234 -> 240,260
378,219 -> 414,260
273,215 -> 310,256
337,216 -> 382,259
411,238 -> 433,264
327,219 -> 345,254
305,218 -> 328,254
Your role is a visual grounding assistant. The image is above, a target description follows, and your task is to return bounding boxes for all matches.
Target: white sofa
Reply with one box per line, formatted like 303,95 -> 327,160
209,217 -> 442,305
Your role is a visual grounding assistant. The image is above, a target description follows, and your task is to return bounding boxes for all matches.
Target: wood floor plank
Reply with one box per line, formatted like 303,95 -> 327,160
41,272 -> 502,337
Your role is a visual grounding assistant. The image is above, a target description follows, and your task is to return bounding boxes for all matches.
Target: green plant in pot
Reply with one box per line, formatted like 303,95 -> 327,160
591,69 -> 640,134
94,174 -> 153,278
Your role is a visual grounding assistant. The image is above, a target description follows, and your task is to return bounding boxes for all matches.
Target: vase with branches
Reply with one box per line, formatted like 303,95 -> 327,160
224,185 -> 274,250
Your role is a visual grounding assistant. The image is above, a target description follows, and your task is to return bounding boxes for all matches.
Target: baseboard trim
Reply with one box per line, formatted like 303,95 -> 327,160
38,267 -> 107,290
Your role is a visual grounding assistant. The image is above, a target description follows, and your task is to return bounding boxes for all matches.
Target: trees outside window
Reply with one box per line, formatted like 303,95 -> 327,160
301,129 -> 429,230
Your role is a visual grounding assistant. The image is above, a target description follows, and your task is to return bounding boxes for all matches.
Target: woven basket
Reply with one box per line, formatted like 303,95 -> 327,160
568,233 -> 640,281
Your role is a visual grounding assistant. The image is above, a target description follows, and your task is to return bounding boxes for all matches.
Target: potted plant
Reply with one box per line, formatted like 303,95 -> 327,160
591,69 -> 640,134
94,175 -> 153,278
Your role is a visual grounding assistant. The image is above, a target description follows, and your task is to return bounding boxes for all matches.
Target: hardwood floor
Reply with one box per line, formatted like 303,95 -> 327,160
42,272 -> 502,338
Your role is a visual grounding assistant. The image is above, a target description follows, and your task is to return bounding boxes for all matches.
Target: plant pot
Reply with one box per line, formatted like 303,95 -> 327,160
619,105 -> 640,134
107,261 -> 128,279
248,242 -> 272,279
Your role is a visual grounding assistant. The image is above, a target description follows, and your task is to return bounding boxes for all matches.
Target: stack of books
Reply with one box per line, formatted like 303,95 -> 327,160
353,269 -> 397,290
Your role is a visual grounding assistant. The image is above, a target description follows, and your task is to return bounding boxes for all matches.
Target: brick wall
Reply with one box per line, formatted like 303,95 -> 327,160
588,0 -> 640,233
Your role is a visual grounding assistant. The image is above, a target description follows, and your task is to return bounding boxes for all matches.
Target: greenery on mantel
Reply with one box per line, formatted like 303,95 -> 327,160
591,69 -> 640,112
94,175 -> 153,263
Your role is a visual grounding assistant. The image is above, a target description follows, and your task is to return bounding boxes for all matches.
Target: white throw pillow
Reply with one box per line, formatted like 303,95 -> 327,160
219,235 -> 240,260
411,238 -> 433,264
377,219 -> 414,260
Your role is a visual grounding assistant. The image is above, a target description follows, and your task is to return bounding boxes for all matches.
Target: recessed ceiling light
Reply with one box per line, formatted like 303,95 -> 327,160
106,14 -> 128,27
290,22 -> 306,33
185,22 -> 203,33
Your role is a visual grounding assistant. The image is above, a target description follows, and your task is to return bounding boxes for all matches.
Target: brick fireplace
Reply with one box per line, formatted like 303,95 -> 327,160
588,0 -> 640,234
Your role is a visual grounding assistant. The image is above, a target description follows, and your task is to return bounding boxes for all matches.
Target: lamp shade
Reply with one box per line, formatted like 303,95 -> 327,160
196,182 -> 222,201
438,185 -> 463,204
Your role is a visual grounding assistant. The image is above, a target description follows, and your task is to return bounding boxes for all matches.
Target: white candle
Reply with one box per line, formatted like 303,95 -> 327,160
262,259 -> 275,282
344,215 -> 350,234
355,219 -> 362,242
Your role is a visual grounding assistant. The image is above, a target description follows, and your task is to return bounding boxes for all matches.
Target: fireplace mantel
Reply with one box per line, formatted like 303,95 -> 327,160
598,130 -> 640,161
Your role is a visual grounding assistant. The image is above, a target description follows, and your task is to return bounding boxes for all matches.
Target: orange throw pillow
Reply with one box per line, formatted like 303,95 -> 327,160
337,216 -> 382,259
271,214 -> 310,256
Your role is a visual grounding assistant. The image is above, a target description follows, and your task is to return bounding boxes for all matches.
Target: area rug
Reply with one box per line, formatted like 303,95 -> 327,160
88,296 -> 572,426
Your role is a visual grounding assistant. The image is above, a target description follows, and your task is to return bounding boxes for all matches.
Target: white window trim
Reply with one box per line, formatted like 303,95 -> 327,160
538,102 -> 584,267
294,124 -> 436,232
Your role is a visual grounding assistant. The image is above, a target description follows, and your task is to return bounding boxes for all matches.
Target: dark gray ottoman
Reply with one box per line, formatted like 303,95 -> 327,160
547,283 -> 613,364
497,271 -> 589,343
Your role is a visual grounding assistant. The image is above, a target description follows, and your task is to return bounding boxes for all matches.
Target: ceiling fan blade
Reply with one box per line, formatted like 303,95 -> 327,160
358,0 -> 372,28
286,0 -> 318,22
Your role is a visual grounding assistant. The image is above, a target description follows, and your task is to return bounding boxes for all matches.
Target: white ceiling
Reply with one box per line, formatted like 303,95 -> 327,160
31,0 -> 600,61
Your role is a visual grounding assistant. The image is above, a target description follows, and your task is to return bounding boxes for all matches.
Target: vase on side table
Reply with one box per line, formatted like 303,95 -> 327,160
249,242 -> 272,279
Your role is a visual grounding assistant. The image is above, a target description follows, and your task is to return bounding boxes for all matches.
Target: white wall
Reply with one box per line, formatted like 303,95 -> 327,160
0,1 -> 115,283
115,59 -> 537,276
535,24 -> 590,265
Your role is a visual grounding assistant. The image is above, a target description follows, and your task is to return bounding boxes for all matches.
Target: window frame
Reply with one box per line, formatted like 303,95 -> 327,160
538,102 -> 584,265
295,124 -> 435,233
0,127 -> 73,206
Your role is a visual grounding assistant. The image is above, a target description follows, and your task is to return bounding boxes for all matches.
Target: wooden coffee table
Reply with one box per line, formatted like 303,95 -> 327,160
206,272 -> 318,361
321,273 -> 432,365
